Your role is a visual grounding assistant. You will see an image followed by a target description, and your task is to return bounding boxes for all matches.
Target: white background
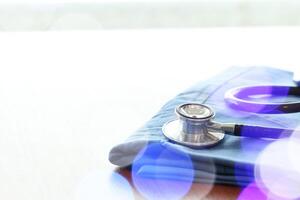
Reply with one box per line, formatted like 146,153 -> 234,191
0,27 -> 299,199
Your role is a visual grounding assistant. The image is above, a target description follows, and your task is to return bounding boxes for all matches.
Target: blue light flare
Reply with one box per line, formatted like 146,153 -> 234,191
131,142 -> 194,200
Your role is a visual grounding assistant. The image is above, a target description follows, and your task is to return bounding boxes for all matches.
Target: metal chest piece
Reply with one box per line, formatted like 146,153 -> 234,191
162,103 -> 225,148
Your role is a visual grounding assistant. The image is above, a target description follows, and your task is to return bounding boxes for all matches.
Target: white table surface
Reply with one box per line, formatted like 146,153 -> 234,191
0,27 -> 300,200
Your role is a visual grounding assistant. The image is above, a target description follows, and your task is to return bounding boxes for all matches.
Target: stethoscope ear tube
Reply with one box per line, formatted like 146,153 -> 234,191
233,124 -> 293,139
225,85 -> 300,114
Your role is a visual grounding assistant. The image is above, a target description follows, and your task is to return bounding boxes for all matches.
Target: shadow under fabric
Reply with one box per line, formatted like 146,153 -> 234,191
109,66 -> 300,186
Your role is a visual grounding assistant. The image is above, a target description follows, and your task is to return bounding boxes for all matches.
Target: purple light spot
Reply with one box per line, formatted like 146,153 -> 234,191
237,182 -> 268,200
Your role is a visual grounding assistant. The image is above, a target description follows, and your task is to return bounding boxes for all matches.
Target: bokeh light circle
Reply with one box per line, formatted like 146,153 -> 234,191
255,138 -> 300,199
131,142 -> 195,200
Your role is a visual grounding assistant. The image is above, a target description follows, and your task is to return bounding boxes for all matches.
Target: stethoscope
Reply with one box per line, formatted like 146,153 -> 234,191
162,85 -> 300,148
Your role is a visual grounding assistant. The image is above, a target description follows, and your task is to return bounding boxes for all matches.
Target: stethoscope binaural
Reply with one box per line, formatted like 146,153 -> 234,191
162,85 -> 300,148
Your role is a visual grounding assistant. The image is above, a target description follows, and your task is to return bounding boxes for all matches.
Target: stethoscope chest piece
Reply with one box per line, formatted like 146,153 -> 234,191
162,103 -> 225,148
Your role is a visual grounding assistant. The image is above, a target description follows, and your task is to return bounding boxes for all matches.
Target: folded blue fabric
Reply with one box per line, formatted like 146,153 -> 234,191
109,66 -> 299,186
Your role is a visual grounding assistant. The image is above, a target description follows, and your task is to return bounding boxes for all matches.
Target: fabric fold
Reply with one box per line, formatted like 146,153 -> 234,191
109,66 -> 298,186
